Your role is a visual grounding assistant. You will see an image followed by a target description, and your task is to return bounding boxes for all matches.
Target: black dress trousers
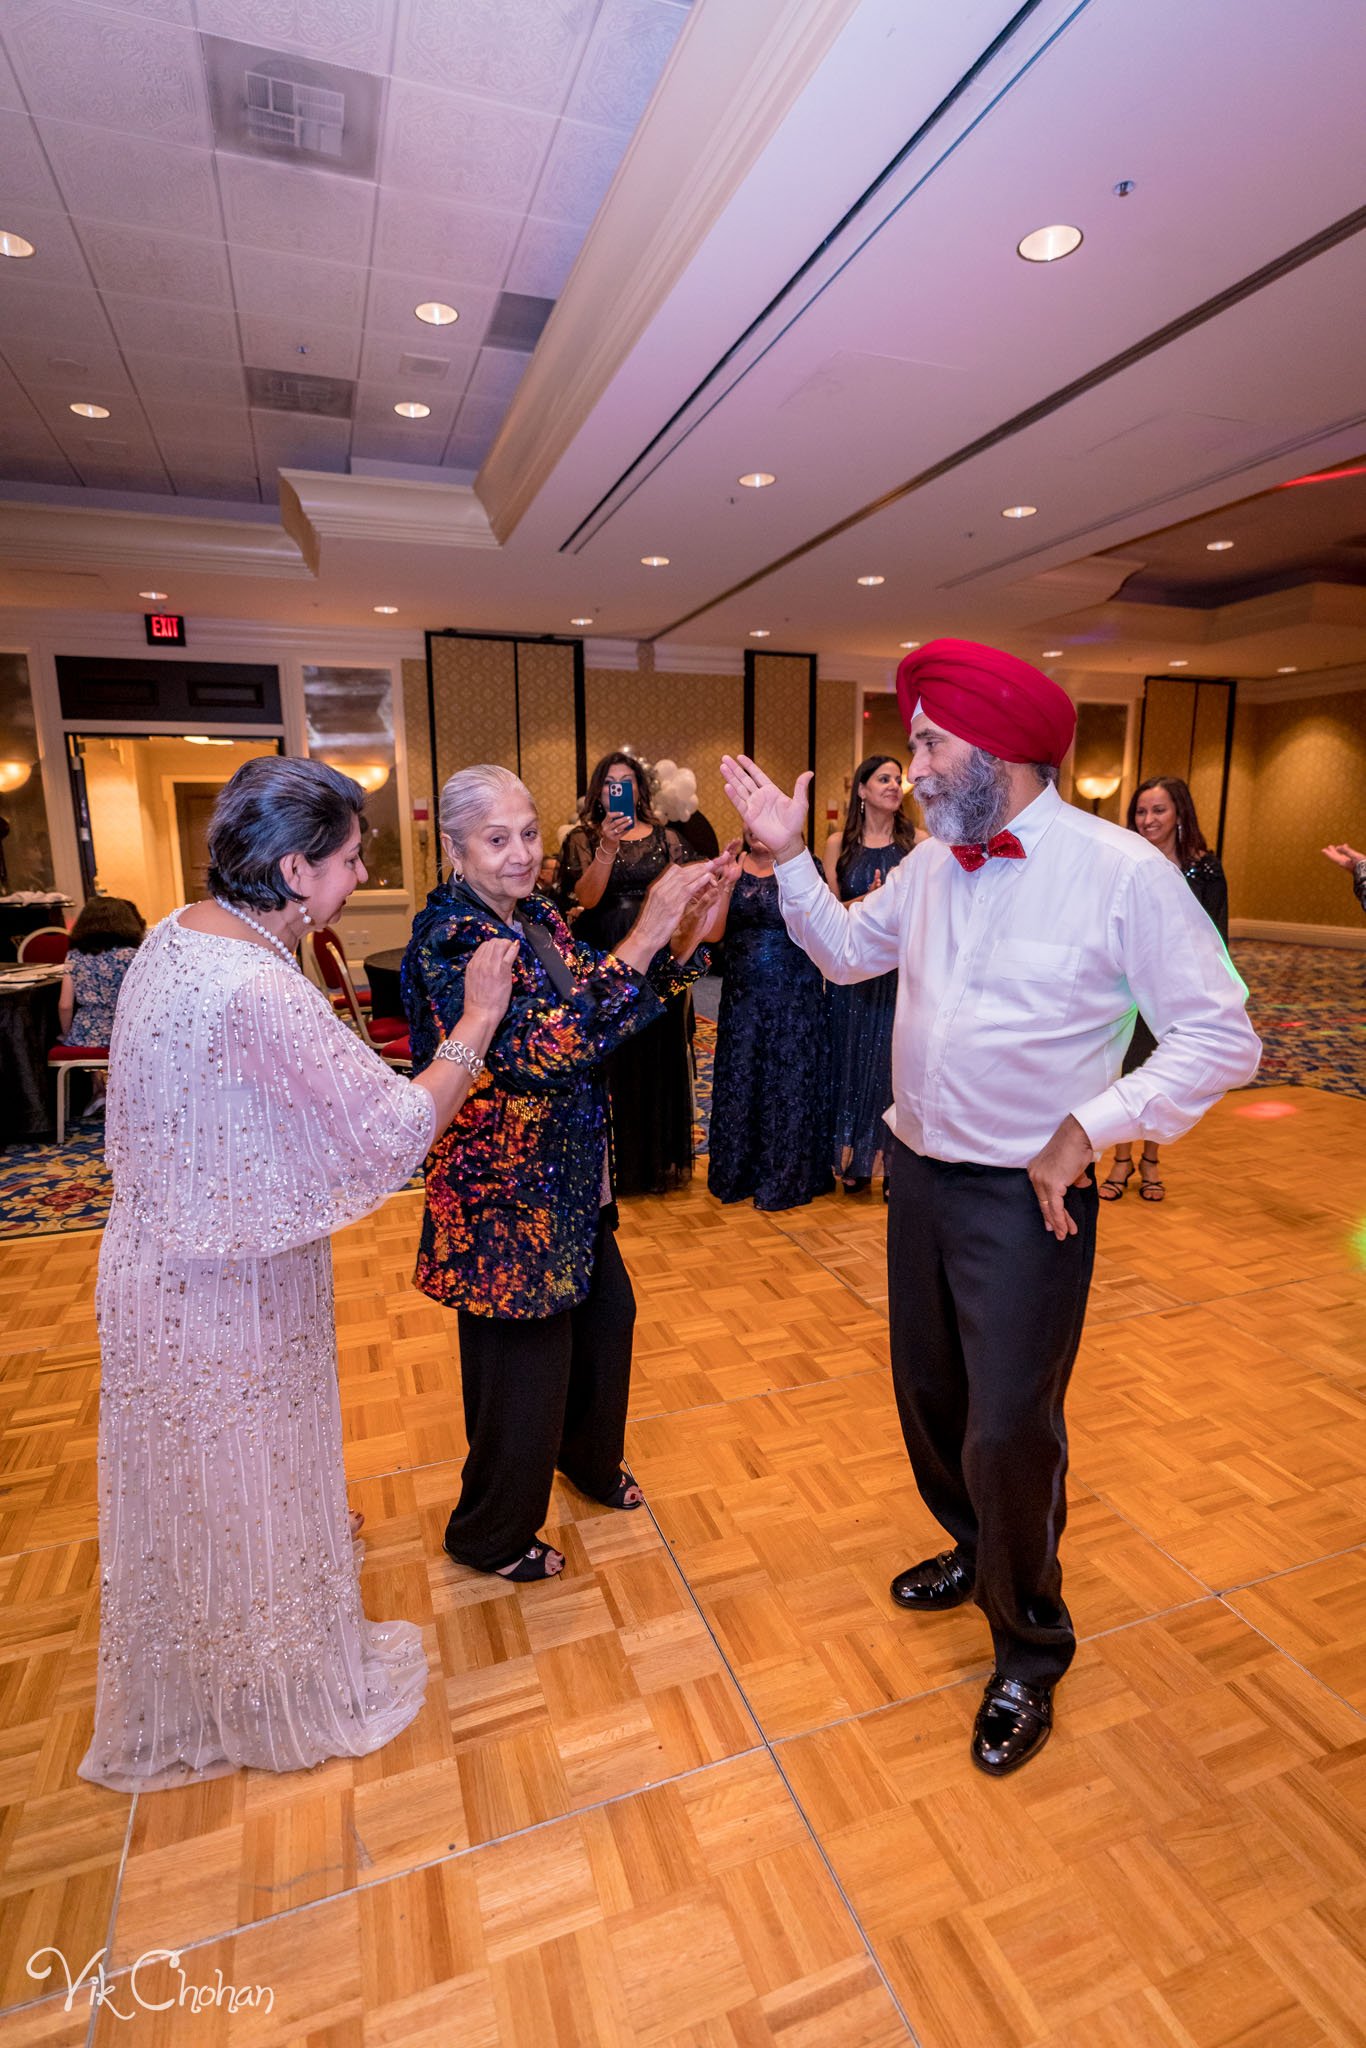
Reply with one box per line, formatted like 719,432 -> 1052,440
886,1136 -> 1098,1686
445,1214 -> 637,1571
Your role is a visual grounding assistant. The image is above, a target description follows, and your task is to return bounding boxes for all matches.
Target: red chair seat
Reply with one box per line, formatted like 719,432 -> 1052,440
49,1042 -> 110,1061
380,1035 -> 411,1061
366,1015 -> 408,1044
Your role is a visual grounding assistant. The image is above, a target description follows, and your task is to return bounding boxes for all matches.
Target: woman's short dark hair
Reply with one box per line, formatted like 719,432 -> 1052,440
1126,776 -> 1207,867
207,756 -> 366,912
579,749 -> 659,828
69,895 -> 145,954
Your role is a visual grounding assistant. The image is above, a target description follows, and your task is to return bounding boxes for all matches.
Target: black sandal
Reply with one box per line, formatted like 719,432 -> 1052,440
494,1542 -> 565,1581
1138,1150 -> 1166,1203
600,1468 -> 644,1510
1099,1158 -> 1135,1201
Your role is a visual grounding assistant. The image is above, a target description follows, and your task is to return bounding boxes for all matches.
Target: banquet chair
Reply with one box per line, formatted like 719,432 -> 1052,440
308,925 -> 377,1014
48,1043 -> 109,1142
317,933 -> 411,1067
18,926 -> 69,964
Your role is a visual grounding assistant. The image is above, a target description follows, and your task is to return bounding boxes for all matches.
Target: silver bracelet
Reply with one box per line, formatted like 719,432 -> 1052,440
434,1036 -> 484,1077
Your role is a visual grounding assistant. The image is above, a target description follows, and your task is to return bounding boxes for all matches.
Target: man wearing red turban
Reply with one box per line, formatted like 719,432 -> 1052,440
722,640 -> 1259,1776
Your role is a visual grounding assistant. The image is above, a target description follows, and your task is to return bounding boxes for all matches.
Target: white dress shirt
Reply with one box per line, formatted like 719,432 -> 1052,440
776,783 -> 1261,1168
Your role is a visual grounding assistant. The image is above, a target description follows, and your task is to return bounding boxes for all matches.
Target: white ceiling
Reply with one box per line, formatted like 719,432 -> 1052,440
1,0 -> 1364,686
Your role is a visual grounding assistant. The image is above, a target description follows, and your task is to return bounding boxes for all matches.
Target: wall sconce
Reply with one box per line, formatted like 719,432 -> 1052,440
318,755 -> 390,794
0,760 -> 33,793
1074,772 -> 1122,813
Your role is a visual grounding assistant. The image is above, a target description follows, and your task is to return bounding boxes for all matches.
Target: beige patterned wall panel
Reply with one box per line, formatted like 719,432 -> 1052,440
584,668 -> 743,840
1219,707 -> 1257,921
1232,691 -> 1366,926
816,677 -> 859,847
401,656 -> 437,901
516,643 -> 579,839
752,655 -> 810,821
429,636 -> 519,789
1137,677 -> 1196,785
1188,682 -> 1233,835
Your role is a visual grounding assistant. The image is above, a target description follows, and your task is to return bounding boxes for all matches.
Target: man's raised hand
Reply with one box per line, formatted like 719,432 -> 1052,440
719,754 -> 811,864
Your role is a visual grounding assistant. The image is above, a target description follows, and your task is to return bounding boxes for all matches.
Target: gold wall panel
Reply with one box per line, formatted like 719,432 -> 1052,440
1224,689 -> 1366,926
1137,676 -> 1197,785
1189,682 -> 1233,834
428,636 -> 518,798
751,654 -> 811,825
401,655 -> 437,901
513,642 -> 578,839
583,668 -> 744,840
815,677 -> 859,847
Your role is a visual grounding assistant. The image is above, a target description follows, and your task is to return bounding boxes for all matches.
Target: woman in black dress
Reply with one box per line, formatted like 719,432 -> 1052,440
821,755 -> 919,1193
1101,776 -> 1229,1204
559,751 -> 700,1195
707,839 -> 833,1211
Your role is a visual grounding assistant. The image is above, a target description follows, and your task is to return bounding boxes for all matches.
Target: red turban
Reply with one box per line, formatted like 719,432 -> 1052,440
895,638 -> 1076,767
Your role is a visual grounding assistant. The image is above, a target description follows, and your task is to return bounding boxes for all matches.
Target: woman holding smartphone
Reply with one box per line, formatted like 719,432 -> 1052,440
559,750 -> 701,1195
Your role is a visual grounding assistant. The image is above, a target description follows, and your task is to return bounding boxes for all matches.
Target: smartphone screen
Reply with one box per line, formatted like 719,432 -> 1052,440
605,778 -> 636,826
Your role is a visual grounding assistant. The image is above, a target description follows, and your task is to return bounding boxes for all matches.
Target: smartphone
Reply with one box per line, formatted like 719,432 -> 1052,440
605,778 -> 636,827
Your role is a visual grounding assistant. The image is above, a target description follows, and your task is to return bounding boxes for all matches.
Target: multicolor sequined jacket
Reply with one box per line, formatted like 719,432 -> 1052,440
403,879 -> 705,1319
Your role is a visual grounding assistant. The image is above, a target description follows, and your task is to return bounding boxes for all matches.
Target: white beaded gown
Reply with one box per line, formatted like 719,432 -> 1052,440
78,912 -> 437,1793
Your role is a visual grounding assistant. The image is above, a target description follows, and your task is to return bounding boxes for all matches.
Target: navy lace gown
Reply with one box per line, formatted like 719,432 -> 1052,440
827,841 -> 909,1181
708,867 -> 833,1211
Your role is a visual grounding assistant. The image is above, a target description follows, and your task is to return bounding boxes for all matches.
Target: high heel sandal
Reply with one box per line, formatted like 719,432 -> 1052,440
1138,1150 -> 1166,1202
494,1542 -> 565,1581
1098,1158 -> 1135,1201
600,1468 -> 644,1510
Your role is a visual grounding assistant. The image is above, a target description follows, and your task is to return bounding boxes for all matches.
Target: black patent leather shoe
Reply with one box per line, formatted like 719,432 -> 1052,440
889,1547 -> 976,1612
971,1673 -> 1053,1775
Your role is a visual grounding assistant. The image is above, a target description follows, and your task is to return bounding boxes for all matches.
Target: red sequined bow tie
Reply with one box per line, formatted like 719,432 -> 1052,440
949,829 -> 1026,873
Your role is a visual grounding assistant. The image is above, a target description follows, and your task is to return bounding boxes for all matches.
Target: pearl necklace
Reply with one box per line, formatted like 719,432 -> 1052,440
214,897 -> 302,969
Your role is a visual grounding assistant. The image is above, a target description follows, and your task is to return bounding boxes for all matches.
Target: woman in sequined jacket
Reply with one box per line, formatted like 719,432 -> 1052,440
403,765 -> 717,1584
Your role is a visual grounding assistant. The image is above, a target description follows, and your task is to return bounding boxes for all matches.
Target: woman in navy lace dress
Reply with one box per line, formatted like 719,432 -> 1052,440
707,843 -> 833,1211
822,757 -> 919,1192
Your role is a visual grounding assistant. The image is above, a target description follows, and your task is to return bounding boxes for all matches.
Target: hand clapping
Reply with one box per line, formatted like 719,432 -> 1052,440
720,754 -> 811,863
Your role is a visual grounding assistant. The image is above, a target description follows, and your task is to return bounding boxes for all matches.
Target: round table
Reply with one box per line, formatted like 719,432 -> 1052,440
363,947 -> 407,1025
0,968 -> 63,1146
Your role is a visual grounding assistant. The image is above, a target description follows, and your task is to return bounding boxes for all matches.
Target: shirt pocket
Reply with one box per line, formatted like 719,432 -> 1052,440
975,939 -> 1082,1024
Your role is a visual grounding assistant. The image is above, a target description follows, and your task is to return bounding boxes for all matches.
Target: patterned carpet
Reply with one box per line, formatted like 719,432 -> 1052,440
1,947 -> 1359,1239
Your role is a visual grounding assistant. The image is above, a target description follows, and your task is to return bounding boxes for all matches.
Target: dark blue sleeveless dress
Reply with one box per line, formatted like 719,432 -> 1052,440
707,868 -> 833,1211
828,842 -> 908,1181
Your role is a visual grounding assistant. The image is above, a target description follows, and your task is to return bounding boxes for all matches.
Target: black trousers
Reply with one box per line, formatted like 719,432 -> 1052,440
886,1136 -> 1098,1686
445,1216 -> 636,1571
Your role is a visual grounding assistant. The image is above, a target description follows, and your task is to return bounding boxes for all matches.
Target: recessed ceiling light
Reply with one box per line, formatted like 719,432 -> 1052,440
373,604 -> 398,614
1041,649 -> 1064,658
641,555 -> 669,567
1206,539 -> 1235,551
738,471 -> 775,489
570,616 -> 593,626
1276,665 -> 1298,674
139,589 -> 167,600
1001,504 -> 1037,519
857,574 -> 885,586
899,641 -> 920,650
1016,224 -> 1083,263
0,230 -> 36,260
394,400 -> 430,419
70,401 -> 110,419
749,629 -> 771,638
1168,659 -> 1189,667
415,301 -> 458,326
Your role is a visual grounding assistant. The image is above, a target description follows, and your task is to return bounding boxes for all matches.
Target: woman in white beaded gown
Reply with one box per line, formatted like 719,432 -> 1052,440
78,757 -> 517,1793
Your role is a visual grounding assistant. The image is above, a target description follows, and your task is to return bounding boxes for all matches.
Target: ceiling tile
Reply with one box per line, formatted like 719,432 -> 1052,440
566,0 -> 686,132
370,188 -> 519,286
0,109 -> 65,208
238,311 -> 360,381
71,463 -> 173,491
0,451 -> 81,484
353,383 -> 460,435
350,422 -> 452,464
531,118 -> 628,226
4,340 -> 135,397
467,347 -> 528,402
441,434 -> 492,471
0,279 -> 116,342
231,244 -> 368,328
217,157 -> 377,261
453,391 -> 507,452
3,3 -> 211,146
195,0 -> 393,72
77,221 -> 234,304
363,269 -> 496,346
77,0 -> 195,21
102,292 -> 240,359
38,121 -> 222,235
140,398 -> 251,444
357,331 -> 476,391
0,39 -> 27,112
0,206 -> 93,286
250,408 -> 353,474
392,0 -> 596,111
121,354 -> 248,405
505,216 -> 583,299
166,467 -> 262,501
383,80 -> 553,210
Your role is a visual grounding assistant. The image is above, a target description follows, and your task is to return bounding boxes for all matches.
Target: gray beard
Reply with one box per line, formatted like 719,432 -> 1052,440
917,747 -> 1012,845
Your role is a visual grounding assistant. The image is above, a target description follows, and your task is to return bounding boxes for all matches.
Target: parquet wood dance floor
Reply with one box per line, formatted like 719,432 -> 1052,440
1,1084 -> 1364,2045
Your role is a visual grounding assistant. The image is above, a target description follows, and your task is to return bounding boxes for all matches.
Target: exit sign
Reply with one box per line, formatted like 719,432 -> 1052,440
144,612 -> 186,646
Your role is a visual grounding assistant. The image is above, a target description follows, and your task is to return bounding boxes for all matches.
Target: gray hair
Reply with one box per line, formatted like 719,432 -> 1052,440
439,764 -> 536,854
207,755 -> 364,911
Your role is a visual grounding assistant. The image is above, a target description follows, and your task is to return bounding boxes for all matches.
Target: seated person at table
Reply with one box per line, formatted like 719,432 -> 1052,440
58,896 -> 145,1046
